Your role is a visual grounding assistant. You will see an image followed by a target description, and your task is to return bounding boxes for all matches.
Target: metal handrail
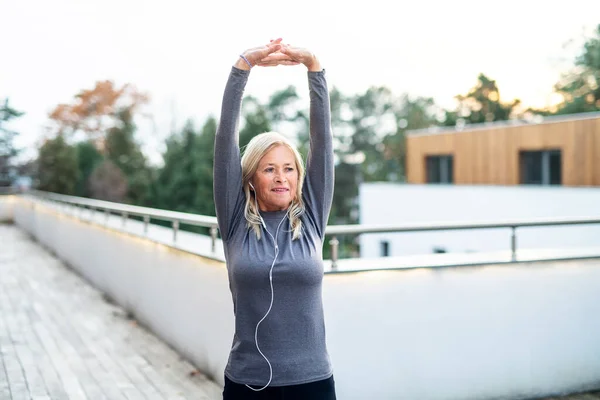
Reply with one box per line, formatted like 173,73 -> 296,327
18,191 -> 600,270
325,216 -> 600,234
25,190 -> 220,253
325,216 -> 600,269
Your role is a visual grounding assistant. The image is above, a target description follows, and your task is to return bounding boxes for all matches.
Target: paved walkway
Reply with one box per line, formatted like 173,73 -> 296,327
0,224 -> 221,400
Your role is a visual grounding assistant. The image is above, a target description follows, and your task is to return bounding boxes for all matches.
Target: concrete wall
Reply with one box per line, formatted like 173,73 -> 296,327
0,195 -> 14,222
12,196 -> 600,399
360,183 -> 600,258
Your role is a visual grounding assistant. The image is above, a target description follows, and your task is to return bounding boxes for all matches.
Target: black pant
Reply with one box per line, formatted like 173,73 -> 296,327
223,375 -> 337,400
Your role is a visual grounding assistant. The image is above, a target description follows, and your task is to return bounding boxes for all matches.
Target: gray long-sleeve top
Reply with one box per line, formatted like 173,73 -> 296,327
213,66 -> 334,386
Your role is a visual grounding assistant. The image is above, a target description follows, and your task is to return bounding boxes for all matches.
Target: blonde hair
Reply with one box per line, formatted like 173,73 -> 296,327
241,132 -> 305,240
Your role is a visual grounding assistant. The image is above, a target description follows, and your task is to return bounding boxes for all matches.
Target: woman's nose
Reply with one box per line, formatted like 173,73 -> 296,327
274,171 -> 286,182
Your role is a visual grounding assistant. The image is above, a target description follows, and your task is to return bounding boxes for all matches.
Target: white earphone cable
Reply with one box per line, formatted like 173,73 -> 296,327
245,189 -> 289,391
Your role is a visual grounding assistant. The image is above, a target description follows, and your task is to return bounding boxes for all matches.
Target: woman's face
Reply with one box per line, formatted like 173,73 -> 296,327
251,145 -> 298,212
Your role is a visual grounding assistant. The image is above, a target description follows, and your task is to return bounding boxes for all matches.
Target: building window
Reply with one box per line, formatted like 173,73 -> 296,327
380,241 -> 390,257
426,155 -> 453,183
520,150 -> 561,185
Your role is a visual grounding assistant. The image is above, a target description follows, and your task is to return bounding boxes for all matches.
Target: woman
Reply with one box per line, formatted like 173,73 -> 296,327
213,38 -> 336,399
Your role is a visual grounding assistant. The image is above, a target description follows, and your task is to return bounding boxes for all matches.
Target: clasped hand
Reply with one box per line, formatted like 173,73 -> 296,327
239,38 -> 320,71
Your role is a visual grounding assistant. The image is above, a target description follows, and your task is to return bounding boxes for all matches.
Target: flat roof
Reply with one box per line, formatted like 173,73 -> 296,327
406,110 -> 600,137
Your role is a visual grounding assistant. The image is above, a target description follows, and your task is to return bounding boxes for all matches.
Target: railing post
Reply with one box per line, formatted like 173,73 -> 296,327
143,215 -> 150,236
210,226 -> 218,253
329,236 -> 339,270
511,226 -> 517,262
172,220 -> 179,243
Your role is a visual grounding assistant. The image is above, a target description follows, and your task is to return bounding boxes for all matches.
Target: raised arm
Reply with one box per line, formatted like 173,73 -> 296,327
304,67 -> 334,236
213,40 -> 290,241
213,67 -> 248,242
270,46 -> 334,237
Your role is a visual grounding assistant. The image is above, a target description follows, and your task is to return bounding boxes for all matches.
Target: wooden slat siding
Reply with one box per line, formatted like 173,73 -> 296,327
595,119 -> 600,185
474,129 -> 482,183
580,119 -> 591,185
492,127 -> 502,184
451,132 -> 461,183
575,119 -> 585,186
483,129 -> 490,184
456,130 -> 470,183
588,118 -> 596,185
564,120 -> 576,186
445,132 -> 454,182
406,116 -> 600,187
407,131 -> 423,182
501,127 -> 510,185
494,127 -> 504,184
445,132 -> 457,183
584,118 -> 595,185
507,127 -> 516,185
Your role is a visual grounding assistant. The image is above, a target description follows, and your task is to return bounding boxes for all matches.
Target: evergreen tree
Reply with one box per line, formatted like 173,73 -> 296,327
74,141 -> 103,197
88,160 -> 128,202
153,120 -> 199,212
105,109 -> 152,204
194,117 -> 218,216
443,73 -> 520,126
0,99 -> 24,186
37,135 -> 79,194
553,24 -> 600,114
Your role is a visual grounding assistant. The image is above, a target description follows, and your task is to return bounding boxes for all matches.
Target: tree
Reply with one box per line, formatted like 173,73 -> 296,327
105,109 -> 152,204
37,135 -> 79,195
88,160 -> 128,202
48,80 -> 149,145
328,86 -> 399,226
47,80 -> 152,204
239,96 -> 272,150
193,117 -> 218,217
383,95 -> 439,181
74,140 -> 103,197
552,24 -> 600,114
239,87 -> 304,151
153,120 -> 200,213
0,99 -> 24,186
443,73 -> 520,126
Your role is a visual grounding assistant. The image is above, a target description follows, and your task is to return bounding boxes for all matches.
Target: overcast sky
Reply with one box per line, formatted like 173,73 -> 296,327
2,0 -> 599,163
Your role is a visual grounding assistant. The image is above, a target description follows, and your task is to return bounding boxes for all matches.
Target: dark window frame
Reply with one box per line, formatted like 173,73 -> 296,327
519,149 -> 562,185
426,154 -> 454,184
380,240 -> 390,257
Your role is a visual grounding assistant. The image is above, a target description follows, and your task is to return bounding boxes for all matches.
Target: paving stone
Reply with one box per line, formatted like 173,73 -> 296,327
0,225 -> 221,400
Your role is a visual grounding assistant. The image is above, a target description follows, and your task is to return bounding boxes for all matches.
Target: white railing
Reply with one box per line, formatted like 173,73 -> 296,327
29,190 -> 221,254
325,216 -> 600,268
23,190 -> 600,270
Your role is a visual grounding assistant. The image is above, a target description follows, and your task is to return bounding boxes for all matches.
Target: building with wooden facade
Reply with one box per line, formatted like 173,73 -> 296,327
405,111 -> 600,187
